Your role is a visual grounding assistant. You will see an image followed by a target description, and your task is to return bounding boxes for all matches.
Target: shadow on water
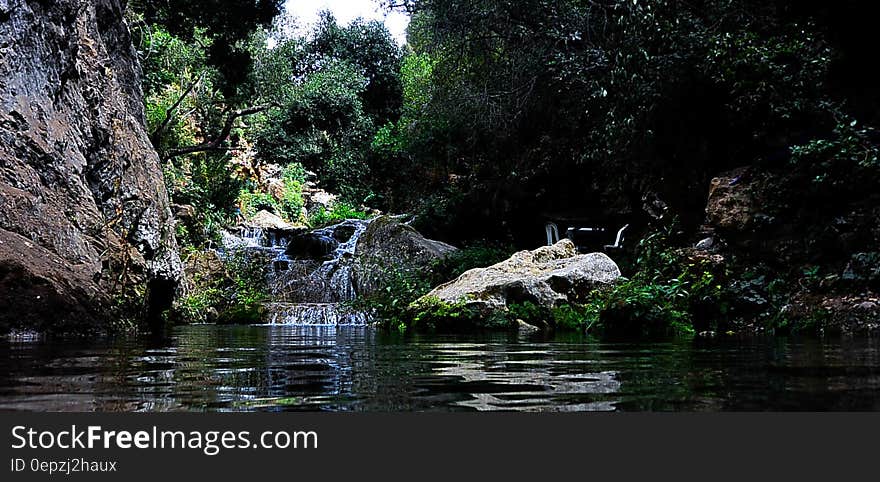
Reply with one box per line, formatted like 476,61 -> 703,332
1,325 -> 879,411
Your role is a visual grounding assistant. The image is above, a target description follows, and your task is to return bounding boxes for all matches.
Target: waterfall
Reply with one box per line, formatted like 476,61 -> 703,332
264,302 -> 370,325
221,219 -> 373,326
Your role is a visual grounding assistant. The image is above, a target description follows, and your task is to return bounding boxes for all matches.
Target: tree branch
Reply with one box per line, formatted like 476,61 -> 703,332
162,104 -> 274,161
150,72 -> 204,146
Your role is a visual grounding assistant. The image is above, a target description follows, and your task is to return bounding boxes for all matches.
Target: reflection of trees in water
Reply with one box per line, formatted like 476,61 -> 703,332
610,336 -> 880,411
262,325 -> 363,407
718,336 -> 880,410
2,330 -> 879,411
168,325 -> 271,410
0,338 -> 158,411
430,341 -> 621,412
89,326 -> 274,411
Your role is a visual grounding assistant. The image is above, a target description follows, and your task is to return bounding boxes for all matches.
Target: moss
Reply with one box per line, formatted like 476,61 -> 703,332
170,249 -> 269,325
408,296 -> 491,332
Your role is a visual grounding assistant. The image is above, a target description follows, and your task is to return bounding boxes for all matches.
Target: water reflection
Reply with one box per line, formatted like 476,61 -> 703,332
1,326 -> 878,411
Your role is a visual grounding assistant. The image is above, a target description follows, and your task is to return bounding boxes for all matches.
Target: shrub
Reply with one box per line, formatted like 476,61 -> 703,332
237,189 -> 278,218
236,178 -> 305,224
504,302 -> 598,332
222,249 -> 270,323
307,202 -> 370,227
409,296 -> 485,332
172,249 -> 269,325
351,264 -> 435,332
583,221 -> 727,337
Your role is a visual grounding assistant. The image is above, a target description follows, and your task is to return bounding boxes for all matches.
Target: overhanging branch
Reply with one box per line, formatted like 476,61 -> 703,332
162,104 -> 274,161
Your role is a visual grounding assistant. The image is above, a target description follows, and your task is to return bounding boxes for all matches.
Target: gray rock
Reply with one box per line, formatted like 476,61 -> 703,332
353,215 -> 457,297
416,239 -> 621,314
246,210 -> 304,232
0,0 -> 181,333
695,237 -> 715,251
516,320 -> 542,333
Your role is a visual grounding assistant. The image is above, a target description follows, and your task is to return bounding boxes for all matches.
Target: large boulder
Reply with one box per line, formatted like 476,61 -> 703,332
353,215 -> 457,296
0,0 -> 181,333
705,167 -> 761,232
246,210 -> 305,232
416,239 -> 621,314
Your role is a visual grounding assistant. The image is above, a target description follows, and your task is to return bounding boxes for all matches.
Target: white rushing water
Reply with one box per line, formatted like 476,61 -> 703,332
221,219 -> 373,326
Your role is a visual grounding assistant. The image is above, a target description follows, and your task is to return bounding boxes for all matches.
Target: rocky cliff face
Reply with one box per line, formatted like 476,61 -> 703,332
0,0 -> 181,333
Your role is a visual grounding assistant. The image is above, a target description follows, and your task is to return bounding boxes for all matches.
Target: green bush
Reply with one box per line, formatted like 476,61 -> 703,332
307,202 -> 370,227
409,296 -> 486,332
504,302 -> 598,332
223,249 -> 270,323
172,249 -> 269,325
237,189 -> 278,218
789,110 -> 880,187
551,304 -> 596,331
351,264 -> 435,332
235,167 -> 305,224
583,222 -> 726,337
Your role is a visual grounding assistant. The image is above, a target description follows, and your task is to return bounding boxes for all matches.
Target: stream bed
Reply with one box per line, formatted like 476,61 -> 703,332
2,325 -> 879,411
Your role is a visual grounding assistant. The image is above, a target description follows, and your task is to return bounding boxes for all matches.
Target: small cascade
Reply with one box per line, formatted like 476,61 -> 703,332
270,220 -> 369,303
239,227 -> 265,247
264,302 -> 370,325
220,218 -> 373,326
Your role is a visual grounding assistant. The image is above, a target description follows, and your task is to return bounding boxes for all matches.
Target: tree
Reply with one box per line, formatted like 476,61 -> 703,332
382,0 -> 879,243
131,0 -> 283,96
248,13 -> 404,204
307,12 -> 403,125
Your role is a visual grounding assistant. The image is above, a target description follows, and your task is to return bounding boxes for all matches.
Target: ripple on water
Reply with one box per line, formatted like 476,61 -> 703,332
0,325 -> 879,411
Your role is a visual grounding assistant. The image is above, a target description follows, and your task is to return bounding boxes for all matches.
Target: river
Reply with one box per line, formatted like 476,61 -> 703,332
1,325 -> 878,411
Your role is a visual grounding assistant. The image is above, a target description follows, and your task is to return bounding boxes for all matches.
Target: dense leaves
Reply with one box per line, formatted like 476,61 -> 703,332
375,0 -> 879,244
134,1 -> 879,333
248,13 -> 404,204
131,0 -> 282,95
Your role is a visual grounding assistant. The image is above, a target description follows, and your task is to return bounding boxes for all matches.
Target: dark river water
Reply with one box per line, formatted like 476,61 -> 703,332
1,325 -> 879,411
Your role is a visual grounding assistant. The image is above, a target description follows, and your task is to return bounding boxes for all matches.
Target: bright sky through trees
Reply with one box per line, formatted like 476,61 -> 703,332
283,0 -> 409,45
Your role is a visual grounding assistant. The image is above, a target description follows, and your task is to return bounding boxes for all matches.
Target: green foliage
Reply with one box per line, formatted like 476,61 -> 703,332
789,111 -> 880,186
176,281 -> 224,324
307,202 -> 370,227
163,153 -> 241,249
584,222 -> 725,337
374,0 -> 880,244
130,0 -> 283,95
506,301 -> 544,326
223,250 -> 269,323
233,163 -> 306,223
409,297 -> 484,332
551,304 -> 595,331
503,302 -> 597,332
307,12 -> 403,125
249,14 -> 403,205
251,59 -> 373,201
236,189 -> 278,218
352,265 -> 436,332
173,249 -> 269,324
